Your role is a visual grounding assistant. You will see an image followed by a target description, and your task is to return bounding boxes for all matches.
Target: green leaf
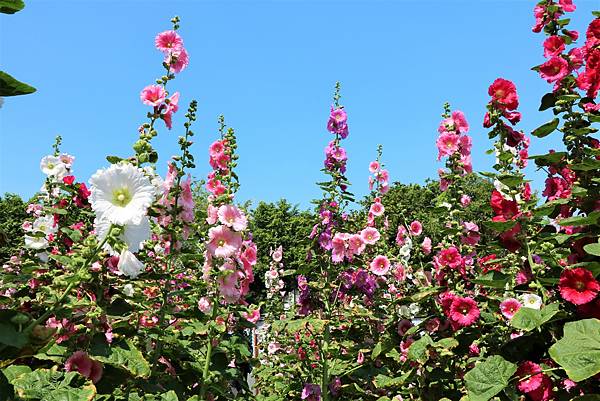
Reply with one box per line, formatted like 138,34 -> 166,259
559,211 -> 600,227
483,220 -> 517,232
0,322 -> 28,348
106,155 -> 123,164
583,242 -> 600,257
510,304 -> 560,331
0,0 -> 24,14
471,271 -> 510,289
549,318 -> 600,382
531,118 -> 559,138
90,339 -> 151,378
0,369 -> 14,401
539,93 -> 556,111
0,71 -> 36,96
407,334 -> 433,364
464,355 -> 517,401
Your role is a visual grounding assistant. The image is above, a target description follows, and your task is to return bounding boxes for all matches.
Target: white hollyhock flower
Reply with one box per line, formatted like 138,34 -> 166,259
123,284 -> 135,297
40,155 -> 68,179
32,215 -> 57,235
520,293 -> 542,310
25,235 -> 48,250
117,249 -> 145,278
89,164 -> 155,225
94,216 -> 150,254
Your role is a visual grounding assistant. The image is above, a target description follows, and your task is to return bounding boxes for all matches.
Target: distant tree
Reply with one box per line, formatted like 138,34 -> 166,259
0,193 -> 27,262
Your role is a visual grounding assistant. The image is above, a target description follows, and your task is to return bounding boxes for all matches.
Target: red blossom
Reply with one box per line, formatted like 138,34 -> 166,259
559,267 -> 600,305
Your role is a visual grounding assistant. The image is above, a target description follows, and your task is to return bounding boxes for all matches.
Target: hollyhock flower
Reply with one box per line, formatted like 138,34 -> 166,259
421,237 -> 432,255
369,202 -> 384,217
206,178 -> 226,195
197,297 -> 213,314
207,225 -> 242,258
436,246 -> 463,270
370,255 -> 390,276
162,92 -> 180,129
397,319 -> 413,336
516,361 -> 544,393
490,190 -> 519,220
218,205 -> 247,231
242,308 -> 260,324
409,220 -> 422,236
117,249 -> 145,278
361,227 -> 380,245
155,30 -> 184,53
503,110 -> 522,125
449,296 -> 480,327
528,375 -> 554,401
559,267 -> 600,305
89,163 -> 155,226
65,351 -> 103,384
40,155 -> 68,179
538,56 -> 569,83
369,161 -> 380,173
587,18 -> 600,47
520,293 -> 542,310
140,84 -> 166,106
543,176 -> 571,201
439,110 -> 469,134
33,215 -> 57,235
166,48 -> 189,74
488,78 -> 519,110
543,36 -> 565,58
348,234 -> 365,256
272,245 -> 283,262
559,0 -> 576,12
500,298 -> 522,319
24,235 -> 48,250
460,194 -> 471,206
436,132 -> 460,160
327,107 -> 349,138
301,383 -> 321,401
94,216 -> 150,254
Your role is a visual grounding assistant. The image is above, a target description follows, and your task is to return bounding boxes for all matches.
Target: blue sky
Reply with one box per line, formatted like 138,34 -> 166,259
1,1 -> 598,209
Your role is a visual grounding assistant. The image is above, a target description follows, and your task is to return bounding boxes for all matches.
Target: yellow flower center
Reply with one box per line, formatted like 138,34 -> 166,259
112,188 -> 132,207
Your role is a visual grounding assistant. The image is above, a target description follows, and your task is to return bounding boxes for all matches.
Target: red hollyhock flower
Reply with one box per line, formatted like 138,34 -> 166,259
528,375 -> 554,401
516,361 -> 544,393
499,223 -> 522,252
449,296 -> 480,327
539,56 -> 569,83
62,175 -> 75,185
478,254 -> 502,273
559,267 -> 600,305
488,78 -> 519,110
542,176 -> 571,201
543,35 -> 566,58
490,190 -> 519,220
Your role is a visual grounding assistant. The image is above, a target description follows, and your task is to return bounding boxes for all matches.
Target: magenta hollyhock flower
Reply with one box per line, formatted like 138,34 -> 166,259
437,246 -> 463,269
449,296 -> 480,327
327,107 -> 349,138
539,56 -> 569,83
409,220 -> 423,236
65,351 -> 103,383
421,236 -> 432,255
516,361 -> 544,393
542,176 -> 571,201
370,255 -> 390,276
140,85 -> 166,106
528,375 -> 554,401
242,308 -> 260,324
436,132 -> 460,160
500,298 -> 522,319
559,267 -> 600,305
166,48 -> 189,74
543,35 -> 566,58
559,0 -> 576,12
155,30 -> 184,53
301,383 -> 322,401
207,225 -> 242,258
218,204 -> 247,232
361,227 -> 380,245
488,78 -> 519,110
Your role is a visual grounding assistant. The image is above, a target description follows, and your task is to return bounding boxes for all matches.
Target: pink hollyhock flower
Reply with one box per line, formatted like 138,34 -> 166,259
327,107 -> 349,138
140,85 -> 166,106
206,204 -> 219,225
207,225 -> 242,258
538,56 -> 569,83
242,308 -> 260,324
449,296 -> 480,327
439,110 -> 469,134
543,36 -> 565,58
559,0 -> 576,12
469,343 -> 480,356
543,176 -> 571,201
516,361 -> 544,393
301,383 -> 322,401
162,92 -> 180,129
65,351 -> 103,383
460,194 -> 471,206
397,319 -> 413,336
559,267 -> 600,305
500,298 -> 522,319
206,179 -> 226,196
209,140 -> 226,157
528,375 -> 554,401
409,220 -> 422,236
331,233 -> 348,264
369,202 -> 384,217
421,236 -> 432,255
437,246 -> 463,270
489,78 -> 519,110
361,227 -> 380,245
155,30 -> 184,53
178,175 -> 195,225
369,161 -> 380,173
370,255 -> 391,276
218,204 -> 247,231
348,234 -> 366,256
272,245 -> 283,262
436,132 -> 460,160
197,297 -> 212,313
166,48 -> 189,74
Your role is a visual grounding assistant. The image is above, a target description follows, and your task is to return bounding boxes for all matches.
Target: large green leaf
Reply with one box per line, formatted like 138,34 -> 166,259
0,71 -> 36,96
0,0 -> 24,14
90,339 -> 151,378
510,304 -> 560,331
531,118 -> 559,138
0,322 -> 28,348
549,318 -> 600,382
464,355 -> 517,401
11,369 -> 95,400
407,334 -> 433,364
583,242 -> 600,257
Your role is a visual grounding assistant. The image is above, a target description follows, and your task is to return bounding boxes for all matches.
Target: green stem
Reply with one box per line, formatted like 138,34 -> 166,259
199,300 -> 218,400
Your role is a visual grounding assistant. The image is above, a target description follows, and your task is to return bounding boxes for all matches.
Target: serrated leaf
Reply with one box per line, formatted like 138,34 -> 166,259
549,318 -> 600,382
90,339 -> 151,378
510,303 -> 559,331
464,355 -> 517,401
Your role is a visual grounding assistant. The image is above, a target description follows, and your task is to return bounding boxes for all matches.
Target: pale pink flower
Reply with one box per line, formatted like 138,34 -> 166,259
206,205 -> 219,225
155,30 -> 184,53
140,85 -> 166,107
369,202 -> 385,217
272,245 -> 283,262
197,297 -> 213,313
348,234 -> 365,256
166,48 -> 189,74
361,227 -> 380,245
218,204 -> 247,231
369,161 -> 380,173
207,225 -> 242,258
162,92 -> 180,129
436,132 -> 460,160
460,194 -> 472,206
370,255 -> 391,276
242,308 -> 260,324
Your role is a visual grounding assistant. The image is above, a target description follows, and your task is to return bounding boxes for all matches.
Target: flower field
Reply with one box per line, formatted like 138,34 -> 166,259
1,1 -> 600,400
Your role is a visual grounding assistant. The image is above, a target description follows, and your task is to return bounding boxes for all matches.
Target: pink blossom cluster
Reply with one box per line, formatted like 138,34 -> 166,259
324,140 -> 347,174
206,139 -> 230,196
326,106 -> 349,138
155,30 -> 189,74
515,361 -> 554,401
436,110 -> 472,187
577,18 -> 600,110
367,160 -> 390,194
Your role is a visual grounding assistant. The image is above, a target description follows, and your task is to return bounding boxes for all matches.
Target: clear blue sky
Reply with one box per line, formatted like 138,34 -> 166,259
1,1 -> 598,209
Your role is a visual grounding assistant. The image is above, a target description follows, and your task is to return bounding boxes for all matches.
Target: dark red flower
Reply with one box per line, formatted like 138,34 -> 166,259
488,78 -> 519,110
559,267 -> 600,305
